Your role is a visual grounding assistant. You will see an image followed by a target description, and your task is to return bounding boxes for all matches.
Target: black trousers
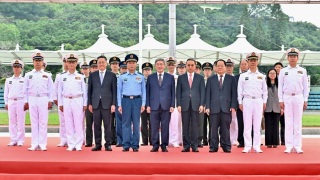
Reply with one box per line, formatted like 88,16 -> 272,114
210,111 -> 232,151
93,100 -> 112,148
264,112 -> 280,146
203,113 -> 210,143
150,106 -> 171,148
280,114 -> 285,144
181,102 -> 199,150
198,113 -> 204,144
111,112 -> 117,144
236,109 -> 244,146
85,109 -> 93,145
141,109 -> 151,145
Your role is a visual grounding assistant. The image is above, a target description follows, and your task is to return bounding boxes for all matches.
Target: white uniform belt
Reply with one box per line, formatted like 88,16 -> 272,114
243,95 -> 262,99
63,94 -> 82,99
29,93 -> 48,97
284,92 -> 302,96
8,97 -> 24,101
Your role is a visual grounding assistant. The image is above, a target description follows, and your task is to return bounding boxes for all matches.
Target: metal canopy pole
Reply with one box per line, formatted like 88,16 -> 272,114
169,4 -> 176,58
139,4 -> 143,72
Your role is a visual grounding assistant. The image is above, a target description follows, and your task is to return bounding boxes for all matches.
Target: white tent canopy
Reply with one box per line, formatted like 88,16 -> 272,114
176,24 -> 220,63
124,24 -> 169,64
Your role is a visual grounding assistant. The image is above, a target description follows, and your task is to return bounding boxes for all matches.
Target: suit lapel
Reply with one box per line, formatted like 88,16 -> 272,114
101,71 -> 107,87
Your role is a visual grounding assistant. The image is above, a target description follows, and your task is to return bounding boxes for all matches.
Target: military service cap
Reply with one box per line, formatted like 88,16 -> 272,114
202,62 -> 213,70
89,59 -> 98,67
286,48 -> 300,56
66,53 -> 78,61
109,56 -> 121,64
12,59 -> 24,68
119,61 -> 127,68
166,57 -> 176,65
177,61 -> 186,68
80,60 -> 90,69
196,61 -> 202,69
226,59 -> 234,66
32,52 -> 44,60
142,62 -> 153,70
246,52 -> 260,60
125,53 -> 138,62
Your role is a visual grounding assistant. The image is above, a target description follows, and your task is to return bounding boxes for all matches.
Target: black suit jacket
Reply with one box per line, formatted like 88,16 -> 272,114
146,72 -> 175,111
205,74 -> 237,114
176,73 -> 205,112
87,70 -> 117,109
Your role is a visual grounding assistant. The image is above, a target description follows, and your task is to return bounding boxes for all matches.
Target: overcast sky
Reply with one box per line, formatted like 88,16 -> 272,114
281,4 -> 320,27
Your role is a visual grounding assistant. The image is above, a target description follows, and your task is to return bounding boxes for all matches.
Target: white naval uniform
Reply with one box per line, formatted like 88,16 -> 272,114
238,70 -> 267,151
58,71 -> 87,150
229,74 -> 238,145
169,73 -> 182,146
4,75 -> 26,145
24,69 -> 53,149
278,65 -> 309,152
54,72 -> 67,145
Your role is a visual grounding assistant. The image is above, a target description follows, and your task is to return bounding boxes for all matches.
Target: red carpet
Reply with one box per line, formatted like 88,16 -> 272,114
0,137 -> 319,179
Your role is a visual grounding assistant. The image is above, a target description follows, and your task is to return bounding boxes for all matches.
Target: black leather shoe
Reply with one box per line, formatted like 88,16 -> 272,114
209,149 -> 218,153
161,147 -> 168,152
281,142 -> 285,146
133,148 -> 139,152
85,144 -> 92,147
122,148 -> 129,152
198,144 -> 203,148
192,148 -> 199,152
181,148 -> 190,152
203,142 -> 208,146
111,141 -> 117,145
141,143 -> 148,146
223,149 -> 231,153
91,146 -> 101,151
105,146 -> 112,151
116,144 -> 122,147
237,144 -> 244,148
150,147 -> 159,152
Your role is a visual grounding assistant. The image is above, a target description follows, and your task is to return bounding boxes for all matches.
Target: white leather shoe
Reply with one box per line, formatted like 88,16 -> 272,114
173,143 -> 180,148
284,148 -> 292,153
254,149 -> 263,153
17,142 -> 23,146
76,147 -> 82,151
295,149 -> 304,154
57,143 -> 67,147
28,146 -> 39,151
7,142 -> 17,146
242,149 -> 251,153
66,147 -> 74,151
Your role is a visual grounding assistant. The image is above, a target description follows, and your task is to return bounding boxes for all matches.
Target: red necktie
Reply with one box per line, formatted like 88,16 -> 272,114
189,73 -> 192,88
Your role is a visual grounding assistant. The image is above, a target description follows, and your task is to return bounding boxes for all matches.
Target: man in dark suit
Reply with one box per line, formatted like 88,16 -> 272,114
235,59 -> 248,148
176,58 -> 205,152
87,55 -> 117,151
205,59 -> 237,153
146,58 -> 175,152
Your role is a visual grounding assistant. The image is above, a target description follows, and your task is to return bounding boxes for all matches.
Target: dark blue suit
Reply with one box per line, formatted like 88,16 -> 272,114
146,72 -> 175,149
205,74 -> 237,151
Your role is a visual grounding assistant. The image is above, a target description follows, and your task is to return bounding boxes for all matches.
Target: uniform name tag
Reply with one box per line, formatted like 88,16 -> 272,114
298,70 -> 303,74
257,76 -> 263,79
245,77 -> 249,80
19,81 -> 24,83
136,77 -> 141,81
75,76 -> 81,80
9,81 -> 12,84
124,78 -> 128,81
29,75 -> 33,79
63,78 -> 67,81
285,72 -> 288,75
43,75 -> 48,78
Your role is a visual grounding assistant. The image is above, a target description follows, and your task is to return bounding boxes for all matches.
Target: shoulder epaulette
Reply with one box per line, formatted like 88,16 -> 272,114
61,71 -> 67,74
44,70 -> 51,73
259,71 -> 265,75
137,72 -> 143,75
121,72 -> 127,75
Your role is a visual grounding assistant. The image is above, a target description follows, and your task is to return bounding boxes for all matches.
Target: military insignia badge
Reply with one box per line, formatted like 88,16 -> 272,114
43,75 -> 48,78
146,63 -> 149,66
124,78 -> 128,81
130,54 -> 133,58
285,72 -> 289,75
93,60 -> 97,64
291,48 -> 295,52
245,77 -> 249,80
136,77 -> 141,81
15,60 -> 19,64
75,76 -> 81,80
113,57 -> 116,60
19,81 -> 24,83
36,52 -> 41,56
9,81 -> 12,84
257,76 -> 263,79
70,54 -> 74,58
298,70 -> 303,74
29,75 -> 33,79
63,78 -> 67,81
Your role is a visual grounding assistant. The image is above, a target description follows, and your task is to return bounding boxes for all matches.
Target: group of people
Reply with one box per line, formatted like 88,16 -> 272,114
4,47 -> 309,154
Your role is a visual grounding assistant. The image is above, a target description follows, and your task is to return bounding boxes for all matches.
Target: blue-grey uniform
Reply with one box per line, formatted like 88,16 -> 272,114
117,54 -> 146,151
